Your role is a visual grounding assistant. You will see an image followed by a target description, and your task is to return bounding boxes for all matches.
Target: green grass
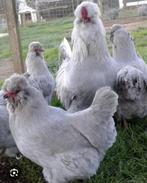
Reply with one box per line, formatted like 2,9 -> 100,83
0,28 -> 7,34
0,17 -> 73,73
0,18 -> 147,183
118,7 -> 139,19
94,119 -> 147,183
0,36 -> 11,58
132,28 -> 147,62
1,17 -> 147,66
20,17 -> 73,74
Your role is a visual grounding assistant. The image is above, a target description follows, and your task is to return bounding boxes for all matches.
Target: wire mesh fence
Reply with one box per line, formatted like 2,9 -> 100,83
27,0 -> 77,19
24,0 -> 147,21
0,0 -> 6,32
0,0 -> 147,29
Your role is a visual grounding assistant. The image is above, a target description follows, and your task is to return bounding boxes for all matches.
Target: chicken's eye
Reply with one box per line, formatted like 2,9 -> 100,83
72,95 -> 77,101
15,90 -> 20,94
133,79 -> 137,85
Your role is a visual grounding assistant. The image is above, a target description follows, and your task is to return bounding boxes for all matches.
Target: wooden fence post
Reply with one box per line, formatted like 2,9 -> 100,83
4,0 -> 24,73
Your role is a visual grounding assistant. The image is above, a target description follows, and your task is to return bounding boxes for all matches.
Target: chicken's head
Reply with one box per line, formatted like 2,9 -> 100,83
74,1 -> 101,24
110,24 -> 137,61
110,24 -> 134,46
110,24 -> 123,43
28,42 -> 44,57
72,1 -> 105,62
2,74 -> 29,112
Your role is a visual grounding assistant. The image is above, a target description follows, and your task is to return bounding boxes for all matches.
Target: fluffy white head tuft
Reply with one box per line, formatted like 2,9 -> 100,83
3,74 -> 28,94
2,74 -> 29,112
3,74 -> 48,113
74,1 -> 101,21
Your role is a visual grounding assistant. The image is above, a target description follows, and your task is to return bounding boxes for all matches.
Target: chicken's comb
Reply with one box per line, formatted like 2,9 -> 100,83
81,6 -> 88,19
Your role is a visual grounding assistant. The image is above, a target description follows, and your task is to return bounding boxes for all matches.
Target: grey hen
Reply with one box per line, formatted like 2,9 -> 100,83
3,73 -> 118,183
111,25 -> 147,121
110,24 -> 147,73
56,1 -> 118,112
25,41 -> 55,104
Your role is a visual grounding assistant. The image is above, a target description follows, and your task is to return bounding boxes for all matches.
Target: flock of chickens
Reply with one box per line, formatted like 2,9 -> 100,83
0,1 -> 147,183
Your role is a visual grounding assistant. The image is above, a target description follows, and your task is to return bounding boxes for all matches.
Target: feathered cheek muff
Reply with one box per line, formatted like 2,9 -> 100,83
80,17 -> 91,23
3,91 -> 19,102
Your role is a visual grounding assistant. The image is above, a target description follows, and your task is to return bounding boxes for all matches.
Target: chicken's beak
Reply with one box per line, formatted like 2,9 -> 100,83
3,93 -> 9,99
80,6 -> 91,24
3,91 -> 18,100
39,48 -> 44,52
35,48 -> 44,56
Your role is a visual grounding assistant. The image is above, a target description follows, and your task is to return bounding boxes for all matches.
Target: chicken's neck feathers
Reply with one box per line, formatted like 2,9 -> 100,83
72,18 -> 111,64
113,39 -> 139,64
113,42 -> 146,73
114,51 -> 138,64
26,54 -> 49,76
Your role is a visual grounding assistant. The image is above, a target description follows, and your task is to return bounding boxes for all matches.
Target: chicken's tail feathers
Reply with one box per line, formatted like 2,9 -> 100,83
59,38 -> 71,63
72,86 -> 118,154
91,87 -> 118,119
56,38 -> 71,103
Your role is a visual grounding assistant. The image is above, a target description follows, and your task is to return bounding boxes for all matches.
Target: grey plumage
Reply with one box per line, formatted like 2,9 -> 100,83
116,65 -> 147,119
3,74 -> 118,183
110,24 -> 147,73
59,38 -> 71,64
25,41 -> 55,104
111,25 -> 147,119
0,98 -> 18,157
56,2 -> 118,112
0,90 -> 6,105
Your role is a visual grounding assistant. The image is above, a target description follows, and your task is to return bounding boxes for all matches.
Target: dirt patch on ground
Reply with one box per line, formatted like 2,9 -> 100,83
104,16 -> 147,31
0,58 -> 14,80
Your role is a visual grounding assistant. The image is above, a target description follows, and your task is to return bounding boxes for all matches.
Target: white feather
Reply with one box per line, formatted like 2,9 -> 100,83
56,2 -> 118,112
59,38 -> 71,63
